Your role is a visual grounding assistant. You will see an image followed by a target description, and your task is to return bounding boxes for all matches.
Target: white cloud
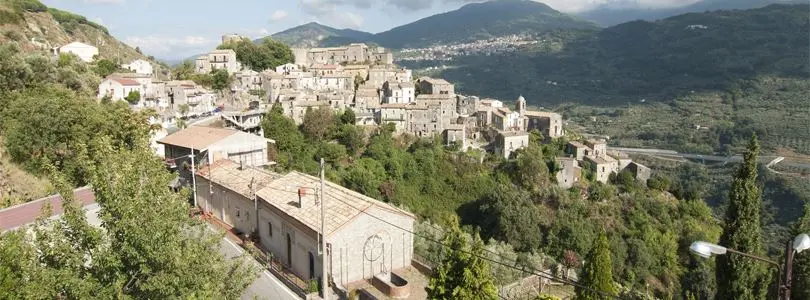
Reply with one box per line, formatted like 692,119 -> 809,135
83,0 -> 125,4
298,0 -> 366,28
124,35 -> 216,57
417,0 -> 704,13
270,10 -> 289,22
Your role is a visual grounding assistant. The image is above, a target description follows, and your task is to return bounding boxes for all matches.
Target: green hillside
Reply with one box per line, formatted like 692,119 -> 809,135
426,4 -> 810,155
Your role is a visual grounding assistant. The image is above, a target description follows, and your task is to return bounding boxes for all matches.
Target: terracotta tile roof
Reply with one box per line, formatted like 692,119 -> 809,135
157,126 -> 239,150
524,111 -> 561,118
110,78 -> 141,86
0,187 -> 96,231
255,171 -> 414,237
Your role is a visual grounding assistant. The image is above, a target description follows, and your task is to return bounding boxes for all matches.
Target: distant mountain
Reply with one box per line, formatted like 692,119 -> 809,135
266,22 -> 374,47
577,0 -> 804,26
436,4 -> 809,105
372,0 -> 598,48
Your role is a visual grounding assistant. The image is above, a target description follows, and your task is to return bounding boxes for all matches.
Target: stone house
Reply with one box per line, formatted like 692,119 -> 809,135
275,63 -> 300,74
627,162 -> 651,183
368,65 -> 398,86
166,81 -> 217,116
98,77 -> 144,103
566,141 -> 592,160
556,157 -> 582,188
378,104 -> 411,133
584,155 -> 619,184
234,70 -> 263,92
585,139 -> 607,157
353,87 -> 382,115
495,131 -> 529,159
343,64 -> 370,81
196,49 -> 241,74
524,111 -> 563,139
317,74 -> 351,91
195,160 -> 415,290
52,41 -> 98,62
158,126 -> 273,185
122,59 -> 153,75
417,77 -> 454,95
491,107 -> 521,131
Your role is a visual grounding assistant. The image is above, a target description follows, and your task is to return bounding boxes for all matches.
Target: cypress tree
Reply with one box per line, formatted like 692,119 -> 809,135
791,203 -> 810,298
426,217 -> 498,300
575,229 -> 617,300
715,135 -> 767,300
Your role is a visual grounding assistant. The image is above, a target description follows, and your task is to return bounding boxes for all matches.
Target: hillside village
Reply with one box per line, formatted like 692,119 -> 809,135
90,34 -> 653,192
4,1 -> 807,300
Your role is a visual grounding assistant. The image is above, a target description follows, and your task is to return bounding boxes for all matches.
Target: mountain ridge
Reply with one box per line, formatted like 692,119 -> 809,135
577,0 -> 804,26
264,0 -> 598,49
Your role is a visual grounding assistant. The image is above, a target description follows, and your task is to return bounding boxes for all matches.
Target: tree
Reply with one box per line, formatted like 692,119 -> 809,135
135,46 -> 142,54
341,158 -> 386,199
93,59 -> 119,78
791,203 -> 810,299
218,38 -> 293,72
340,108 -> 356,125
337,124 -> 365,157
426,217 -> 498,300
715,135 -> 767,300
575,229 -> 617,300
354,74 -> 365,90
172,60 -> 195,80
477,184 -> 543,251
124,90 -> 140,105
301,108 -> 335,141
211,68 -> 231,91
510,144 -> 550,192
178,104 -> 190,116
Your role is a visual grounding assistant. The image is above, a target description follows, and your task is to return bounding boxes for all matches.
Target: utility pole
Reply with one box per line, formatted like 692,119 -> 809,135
207,158 -> 214,215
319,158 -> 329,300
250,177 -> 257,236
190,149 -> 197,210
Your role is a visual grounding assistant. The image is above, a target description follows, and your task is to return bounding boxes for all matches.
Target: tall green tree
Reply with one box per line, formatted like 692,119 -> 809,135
715,135 -> 767,300
426,217 -> 498,300
791,203 -> 810,299
211,68 -> 231,91
301,107 -> 335,141
575,229 -> 617,300
218,38 -> 293,72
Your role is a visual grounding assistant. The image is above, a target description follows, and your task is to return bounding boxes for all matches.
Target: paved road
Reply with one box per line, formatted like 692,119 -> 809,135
217,237 -> 300,300
0,187 -> 95,231
609,147 -> 810,170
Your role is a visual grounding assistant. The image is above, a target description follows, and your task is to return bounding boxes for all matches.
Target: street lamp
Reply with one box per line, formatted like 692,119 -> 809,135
690,233 -> 810,300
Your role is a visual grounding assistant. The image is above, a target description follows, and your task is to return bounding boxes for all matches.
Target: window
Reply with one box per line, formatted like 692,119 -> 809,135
268,222 -> 273,237
235,208 -> 240,218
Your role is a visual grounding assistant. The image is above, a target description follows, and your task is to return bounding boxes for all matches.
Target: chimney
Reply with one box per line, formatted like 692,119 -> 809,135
298,187 -> 307,208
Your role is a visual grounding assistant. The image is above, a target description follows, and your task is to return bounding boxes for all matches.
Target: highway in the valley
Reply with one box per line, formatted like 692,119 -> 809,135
608,147 -> 810,170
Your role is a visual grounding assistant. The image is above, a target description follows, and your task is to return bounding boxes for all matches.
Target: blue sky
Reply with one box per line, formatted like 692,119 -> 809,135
41,0 -> 701,60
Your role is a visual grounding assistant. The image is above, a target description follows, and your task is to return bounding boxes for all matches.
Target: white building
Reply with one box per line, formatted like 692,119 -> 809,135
383,81 -> 415,104
158,126 -> 274,185
52,42 -> 98,62
122,59 -> 153,76
98,77 -> 144,104
195,160 -> 416,290
275,63 -> 299,74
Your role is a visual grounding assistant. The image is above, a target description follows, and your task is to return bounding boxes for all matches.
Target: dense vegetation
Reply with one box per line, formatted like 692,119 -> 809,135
0,36 -> 255,297
261,105 -> 733,298
217,37 -> 293,72
47,7 -> 109,34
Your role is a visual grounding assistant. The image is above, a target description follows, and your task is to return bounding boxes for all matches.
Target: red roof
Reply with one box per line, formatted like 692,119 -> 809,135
111,78 -> 140,86
0,187 -> 96,231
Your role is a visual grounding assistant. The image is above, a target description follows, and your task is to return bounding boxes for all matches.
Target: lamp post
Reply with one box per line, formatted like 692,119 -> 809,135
690,233 -> 810,300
